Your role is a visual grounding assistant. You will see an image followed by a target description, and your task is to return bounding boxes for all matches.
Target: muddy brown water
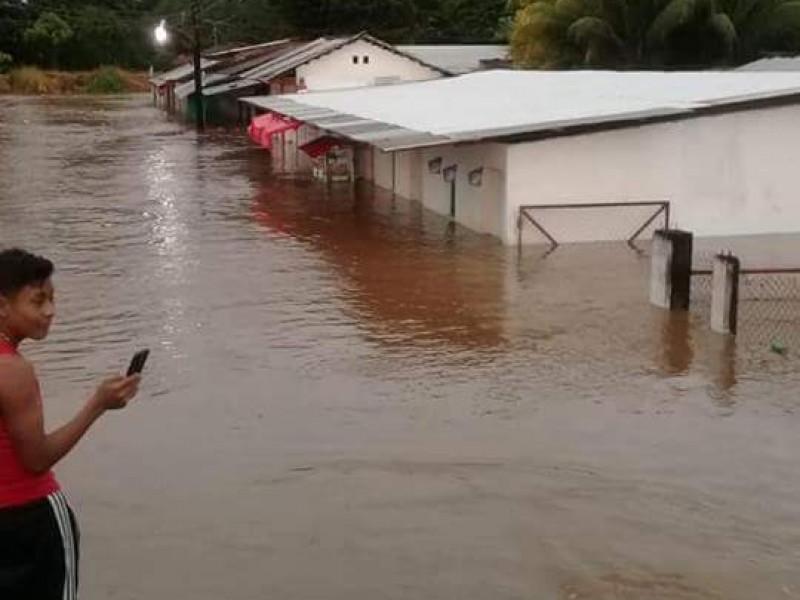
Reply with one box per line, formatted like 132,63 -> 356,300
1,95 -> 799,599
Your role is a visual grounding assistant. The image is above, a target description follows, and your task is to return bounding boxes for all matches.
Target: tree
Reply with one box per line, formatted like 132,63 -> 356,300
271,0 -> 509,43
0,1 -> 32,63
23,11 -> 73,68
0,51 -> 12,73
508,0 -> 800,69
271,0 -> 418,41
63,6 -> 129,69
715,0 -> 800,63
417,0 -> 506,44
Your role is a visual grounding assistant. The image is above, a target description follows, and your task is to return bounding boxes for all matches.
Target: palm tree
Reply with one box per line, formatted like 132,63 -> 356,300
715,0 -> 800,63
508,0 -> 793,69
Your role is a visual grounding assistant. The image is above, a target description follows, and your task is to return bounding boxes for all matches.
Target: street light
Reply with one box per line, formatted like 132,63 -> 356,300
152,3 -> 205,132
154,20 -> 169,45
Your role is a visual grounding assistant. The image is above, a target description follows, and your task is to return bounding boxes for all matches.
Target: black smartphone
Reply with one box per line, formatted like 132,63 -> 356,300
126,349 -> 150,377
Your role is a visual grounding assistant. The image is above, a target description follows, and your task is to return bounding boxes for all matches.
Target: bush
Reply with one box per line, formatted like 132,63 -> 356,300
0,52 -> 12,74
85,66 -> 124,94
8,67 -> 50,94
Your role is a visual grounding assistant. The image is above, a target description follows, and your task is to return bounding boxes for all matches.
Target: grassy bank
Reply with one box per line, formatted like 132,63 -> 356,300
0,67 -> 150,95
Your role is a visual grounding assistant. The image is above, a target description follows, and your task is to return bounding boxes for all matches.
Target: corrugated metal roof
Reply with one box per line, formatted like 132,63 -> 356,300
239,32 -> 450,82
242,96 -> 449,151
205,39 -> 294,60
150,59 -> 217,85
737,56 -> 800,72
175,73 -> 229,99
198,33 -> 452,97
239,36 -> 346,81
241,70 -> 800,151
151,40 -> 298,86
213,41 -> 301,77
203,35 -> 392,96
396,45 -> 508,74
204,78 -> 262,97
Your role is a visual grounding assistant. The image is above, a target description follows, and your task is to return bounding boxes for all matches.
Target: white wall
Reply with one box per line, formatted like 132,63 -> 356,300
366,143 -> 507,236
373,150 -> 395,191
416,144 -> 507,236
296,39 -> 443,91
506,104 -> 800,245
355,145 -> 373,180
393,151 -> 423,201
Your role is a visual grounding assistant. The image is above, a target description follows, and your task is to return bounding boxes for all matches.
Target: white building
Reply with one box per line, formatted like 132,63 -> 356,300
242,70 -> 800,245
207,33 -> 450,124
153,33 -> 451,125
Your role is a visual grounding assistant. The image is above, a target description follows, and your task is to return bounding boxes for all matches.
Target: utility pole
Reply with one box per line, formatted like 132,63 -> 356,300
190,0 -> 205,132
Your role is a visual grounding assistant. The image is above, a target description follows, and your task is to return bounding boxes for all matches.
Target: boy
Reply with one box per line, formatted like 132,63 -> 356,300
0,248 -> 140,599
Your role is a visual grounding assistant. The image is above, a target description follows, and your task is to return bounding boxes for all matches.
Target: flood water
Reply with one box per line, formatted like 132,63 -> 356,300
1,95 -> 800,600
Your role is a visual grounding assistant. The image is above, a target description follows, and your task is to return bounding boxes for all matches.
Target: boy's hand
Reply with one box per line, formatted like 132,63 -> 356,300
92,374 -> 141,412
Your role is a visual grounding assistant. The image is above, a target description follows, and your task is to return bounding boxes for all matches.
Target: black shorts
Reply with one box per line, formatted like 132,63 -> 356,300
0,490 -> 80,600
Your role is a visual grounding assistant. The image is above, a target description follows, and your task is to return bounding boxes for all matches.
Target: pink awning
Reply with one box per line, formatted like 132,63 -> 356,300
299,135 -> 344,158
248,113 -> 300,149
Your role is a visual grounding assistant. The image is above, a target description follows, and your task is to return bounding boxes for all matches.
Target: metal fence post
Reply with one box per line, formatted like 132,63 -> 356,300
711,253 -> 740,335
650,229 -> 693,310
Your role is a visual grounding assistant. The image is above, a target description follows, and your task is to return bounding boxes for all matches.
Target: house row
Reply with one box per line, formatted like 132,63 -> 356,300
241,69 -> 800,245
150,34 -> 508,126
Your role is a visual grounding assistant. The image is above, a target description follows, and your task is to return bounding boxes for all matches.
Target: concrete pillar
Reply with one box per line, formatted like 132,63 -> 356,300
650,229 -> 693,311
710,253 -> 740,335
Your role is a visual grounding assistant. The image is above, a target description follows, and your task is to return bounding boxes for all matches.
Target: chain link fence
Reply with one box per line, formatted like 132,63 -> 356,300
690,246 -> 800,370
737,271 -> 800,350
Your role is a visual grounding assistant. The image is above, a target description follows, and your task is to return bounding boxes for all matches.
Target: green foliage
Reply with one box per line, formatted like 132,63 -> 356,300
0,51 -> 12,74
24,12 -> 73,48
2,0 -> 508,71
67,6 -> 130,69
1,1 -> 158,71
3,0 -> 797,73
23,11 -> 73,68
267,0 -> 510,42
509,0 -> 800,68
85,65 -> 125,93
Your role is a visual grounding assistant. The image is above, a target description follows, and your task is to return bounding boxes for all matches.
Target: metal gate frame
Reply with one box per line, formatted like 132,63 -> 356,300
517,201 -> 670,252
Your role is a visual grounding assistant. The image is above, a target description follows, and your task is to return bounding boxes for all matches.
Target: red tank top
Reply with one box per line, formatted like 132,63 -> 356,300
0,339 -> 59,507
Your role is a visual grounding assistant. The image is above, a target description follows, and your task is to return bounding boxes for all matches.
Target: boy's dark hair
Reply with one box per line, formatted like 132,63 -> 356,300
0,249 -> 54,297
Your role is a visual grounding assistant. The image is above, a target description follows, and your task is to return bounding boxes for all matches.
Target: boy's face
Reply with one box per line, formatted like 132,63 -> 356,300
0,279 -> 55,341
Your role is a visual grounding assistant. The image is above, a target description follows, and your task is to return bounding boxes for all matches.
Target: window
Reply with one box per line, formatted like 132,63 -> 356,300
363,55 -> 370,64
352,55 -> 359,64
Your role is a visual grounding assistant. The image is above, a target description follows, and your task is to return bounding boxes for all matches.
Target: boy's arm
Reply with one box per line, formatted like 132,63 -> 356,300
0,356 -> 139,475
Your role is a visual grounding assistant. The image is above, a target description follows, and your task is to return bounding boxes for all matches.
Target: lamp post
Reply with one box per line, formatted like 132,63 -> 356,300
153,1 -> 205,132
154,19 -> 168,45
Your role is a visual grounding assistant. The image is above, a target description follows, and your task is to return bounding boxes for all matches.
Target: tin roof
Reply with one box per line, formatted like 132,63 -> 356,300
203,32 -> 451,97
241,69 -> 800,151
396,45 -> 509,74
175,73 -> 229,99
205,39 -> 294,60
737,56 -> 800,72
241,33 -> 450,81
204,78 -> 263,97
150,59 -> 217,86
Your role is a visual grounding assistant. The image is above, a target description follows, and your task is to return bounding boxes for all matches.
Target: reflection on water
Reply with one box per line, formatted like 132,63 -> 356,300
2,95 -> 800,600
658,311 -> 694,375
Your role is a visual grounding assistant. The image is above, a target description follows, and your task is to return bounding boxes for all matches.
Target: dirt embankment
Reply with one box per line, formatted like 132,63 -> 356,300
0,67 -> 150,95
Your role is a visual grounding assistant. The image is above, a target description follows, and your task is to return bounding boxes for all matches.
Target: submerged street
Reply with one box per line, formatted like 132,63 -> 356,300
1,95 -> 800,599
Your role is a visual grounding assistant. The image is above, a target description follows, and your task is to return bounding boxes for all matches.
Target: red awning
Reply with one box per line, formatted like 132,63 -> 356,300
248,113 -> 300,149
299,135 -> 344,158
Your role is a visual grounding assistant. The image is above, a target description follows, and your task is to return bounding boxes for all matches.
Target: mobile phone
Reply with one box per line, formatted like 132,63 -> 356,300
126,349 -> 150,377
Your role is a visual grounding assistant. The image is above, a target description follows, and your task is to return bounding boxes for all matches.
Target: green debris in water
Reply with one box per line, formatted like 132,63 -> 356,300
770,342 -> 788,356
